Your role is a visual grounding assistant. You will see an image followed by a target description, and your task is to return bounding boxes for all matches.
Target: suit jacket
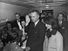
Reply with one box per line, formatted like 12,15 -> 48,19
26,21 -> 46,51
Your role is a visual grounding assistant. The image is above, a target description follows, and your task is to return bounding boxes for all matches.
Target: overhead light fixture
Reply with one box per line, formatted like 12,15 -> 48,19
46,5 -> 49,6
45,5 -> 49,8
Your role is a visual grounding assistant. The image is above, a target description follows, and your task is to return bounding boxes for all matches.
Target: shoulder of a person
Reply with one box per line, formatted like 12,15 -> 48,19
12,19 -> 17,22
38,21 -> 47,31
27,22 -> 33,27
20,16 -> 24,18
11,20 -> 16,24
56,31 -> 63,38
39,21 -> 45,26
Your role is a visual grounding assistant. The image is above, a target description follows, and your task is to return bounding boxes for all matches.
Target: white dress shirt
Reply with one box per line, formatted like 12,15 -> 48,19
34,20 -> 39,26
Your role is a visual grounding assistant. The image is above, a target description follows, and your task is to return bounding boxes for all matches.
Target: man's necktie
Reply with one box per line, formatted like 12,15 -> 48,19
33,22 -> 35,27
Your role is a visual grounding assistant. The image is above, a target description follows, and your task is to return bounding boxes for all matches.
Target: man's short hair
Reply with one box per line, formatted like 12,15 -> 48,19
30,10 -> 40,15
15,12 -> 21,16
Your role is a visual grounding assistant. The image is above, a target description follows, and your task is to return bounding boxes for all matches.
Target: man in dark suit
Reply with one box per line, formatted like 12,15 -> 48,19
12,13 -> 25,30
26,10 -> 46,51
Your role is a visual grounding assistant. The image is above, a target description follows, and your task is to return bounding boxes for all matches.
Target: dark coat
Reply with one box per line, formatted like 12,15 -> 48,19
26,21 -> 46,51
62,21 -> 68,49
12,20 -> 20,29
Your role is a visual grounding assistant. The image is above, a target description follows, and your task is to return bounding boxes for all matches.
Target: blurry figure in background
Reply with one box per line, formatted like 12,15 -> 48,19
1,29 -> 8,46
40,13 -> 46,24
11,27 -> 22,45
0,30 -> 2,39
12,13 -> 23,30
67,15 -> 68,21
3,27 -> 23,51
57,13 -> 68,51
20,21 -> 27,49
57,12 -> 68,31
48,12 -> 53,18
57,13 -> 64,28
20,15 -> 29,49
1,21 -> 12,46
6,21 -> 12,31
6,21 -> 14,43
57,12 -> 68,51
0,39 -> 3,51
4,21 -> 18,44
44,17 -> 63,51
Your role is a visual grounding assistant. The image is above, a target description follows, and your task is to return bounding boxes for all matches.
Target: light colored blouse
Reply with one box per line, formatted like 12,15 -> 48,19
48,31 -> 63,51
43,31 -> 63,51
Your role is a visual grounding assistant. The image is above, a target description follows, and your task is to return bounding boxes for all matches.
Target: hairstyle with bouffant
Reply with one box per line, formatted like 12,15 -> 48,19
45,17 -> 58,30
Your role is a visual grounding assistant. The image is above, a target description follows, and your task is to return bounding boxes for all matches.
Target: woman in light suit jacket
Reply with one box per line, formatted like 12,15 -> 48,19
43,17 -> 63,51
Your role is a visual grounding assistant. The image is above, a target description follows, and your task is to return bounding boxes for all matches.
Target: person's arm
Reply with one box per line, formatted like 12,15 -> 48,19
25,15 -> 30,26
56,32 -> 63,51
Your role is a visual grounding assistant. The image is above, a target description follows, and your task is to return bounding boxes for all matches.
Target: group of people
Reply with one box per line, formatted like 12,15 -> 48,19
25,10 -> 64,51
0,10 -> 68,51
0,20 -> 25,51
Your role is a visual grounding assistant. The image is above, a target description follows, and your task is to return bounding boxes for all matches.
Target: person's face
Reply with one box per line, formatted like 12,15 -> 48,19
30,12 -> 39,23
16,14 -> 20,20
0,40 -> 3,48
45,24 -> 52,30
12,33 -> 17,38
58,14 -> 63,21
21,21 -> 25,26
7,23 -> 11,28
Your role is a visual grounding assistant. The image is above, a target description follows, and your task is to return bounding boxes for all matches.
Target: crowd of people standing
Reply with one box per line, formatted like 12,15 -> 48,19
0,10 -> 68,51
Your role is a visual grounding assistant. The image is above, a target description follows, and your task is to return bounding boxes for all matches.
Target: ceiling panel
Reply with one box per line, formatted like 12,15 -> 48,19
0,0 -> 67,8
0,0 -> 67,3
0,0 -> 35,8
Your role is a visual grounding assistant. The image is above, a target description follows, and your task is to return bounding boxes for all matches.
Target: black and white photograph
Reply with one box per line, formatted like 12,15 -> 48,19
0,0 -> 68,51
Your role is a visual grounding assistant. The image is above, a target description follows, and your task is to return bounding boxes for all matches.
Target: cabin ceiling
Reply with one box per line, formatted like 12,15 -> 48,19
0,0 -> 67,8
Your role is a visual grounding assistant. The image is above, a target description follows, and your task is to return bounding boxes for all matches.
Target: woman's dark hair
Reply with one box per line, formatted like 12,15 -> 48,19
45,17 -> 58,30
45,17 -> 58,38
